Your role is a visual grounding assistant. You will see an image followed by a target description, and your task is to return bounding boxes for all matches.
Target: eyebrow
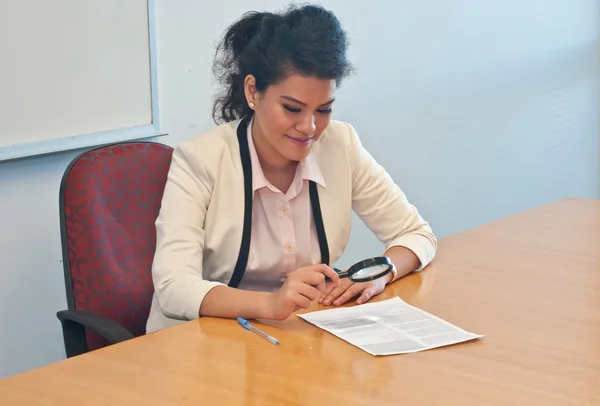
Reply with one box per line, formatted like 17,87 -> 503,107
280,95 -> 335,107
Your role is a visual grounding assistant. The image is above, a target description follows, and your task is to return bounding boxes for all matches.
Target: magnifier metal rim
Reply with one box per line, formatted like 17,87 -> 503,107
347,256 -> 393,283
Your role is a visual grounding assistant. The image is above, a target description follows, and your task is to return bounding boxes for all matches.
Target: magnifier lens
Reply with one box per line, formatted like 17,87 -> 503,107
351,264 -> 389,280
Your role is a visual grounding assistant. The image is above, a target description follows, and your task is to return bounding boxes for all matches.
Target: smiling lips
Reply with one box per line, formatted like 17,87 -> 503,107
285,134 -> 312,146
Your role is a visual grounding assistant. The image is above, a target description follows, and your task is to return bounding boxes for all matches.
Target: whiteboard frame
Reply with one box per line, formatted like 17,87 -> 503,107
0,0 -> 164,162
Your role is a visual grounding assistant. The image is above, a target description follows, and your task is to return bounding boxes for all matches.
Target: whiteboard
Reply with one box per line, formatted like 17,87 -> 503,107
0,0 -> 161,161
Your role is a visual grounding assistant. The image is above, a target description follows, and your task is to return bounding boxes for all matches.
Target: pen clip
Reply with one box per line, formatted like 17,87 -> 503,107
237,317 -> 251,330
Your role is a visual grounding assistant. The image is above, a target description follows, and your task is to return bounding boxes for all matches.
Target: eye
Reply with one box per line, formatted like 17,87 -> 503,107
283,104 -> 301,113
317,107 -> 333,114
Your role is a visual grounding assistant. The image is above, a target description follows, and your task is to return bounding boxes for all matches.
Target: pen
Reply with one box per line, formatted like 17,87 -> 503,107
237,317 -> 280,345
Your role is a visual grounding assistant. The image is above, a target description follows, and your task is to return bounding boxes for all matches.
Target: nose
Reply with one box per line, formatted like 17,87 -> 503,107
295,113 -> 316,136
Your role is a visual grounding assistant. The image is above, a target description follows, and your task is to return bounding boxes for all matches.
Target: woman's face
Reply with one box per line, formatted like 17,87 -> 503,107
245,73 -> 336,167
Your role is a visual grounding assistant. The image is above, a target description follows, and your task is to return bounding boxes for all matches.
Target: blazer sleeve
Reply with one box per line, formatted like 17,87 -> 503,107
151,143 -> 225,321
346,123 -> 437,271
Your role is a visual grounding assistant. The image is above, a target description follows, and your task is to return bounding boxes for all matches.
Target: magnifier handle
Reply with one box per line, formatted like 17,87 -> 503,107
325,268 -> 349,282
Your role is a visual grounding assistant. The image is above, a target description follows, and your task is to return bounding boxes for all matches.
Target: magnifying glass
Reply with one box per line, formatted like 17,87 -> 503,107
328,256 -> 394,283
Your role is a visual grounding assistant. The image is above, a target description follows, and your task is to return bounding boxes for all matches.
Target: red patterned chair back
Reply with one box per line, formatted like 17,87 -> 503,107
59,142 -> 174,351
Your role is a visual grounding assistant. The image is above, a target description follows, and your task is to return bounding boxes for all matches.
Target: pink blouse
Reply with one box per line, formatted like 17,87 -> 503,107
238,120 -> 326,292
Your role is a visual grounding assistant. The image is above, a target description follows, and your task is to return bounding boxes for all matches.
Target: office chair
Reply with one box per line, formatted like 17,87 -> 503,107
56,141 -> 174,357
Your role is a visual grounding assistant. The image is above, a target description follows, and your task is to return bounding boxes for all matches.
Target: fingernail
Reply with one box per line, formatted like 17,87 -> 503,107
333,300 -> 339,306
357,300 -> 362,305
324,300 -> 330,305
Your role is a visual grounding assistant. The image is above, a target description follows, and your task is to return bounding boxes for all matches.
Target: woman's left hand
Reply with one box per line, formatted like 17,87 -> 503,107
318,274 -> 389,306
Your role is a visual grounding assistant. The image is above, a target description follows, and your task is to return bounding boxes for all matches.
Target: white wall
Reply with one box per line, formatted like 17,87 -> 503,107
0,0 -> 598,378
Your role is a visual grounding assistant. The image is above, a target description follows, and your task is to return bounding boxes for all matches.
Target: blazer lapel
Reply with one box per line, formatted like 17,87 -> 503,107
309,181 -> 330,266
228,115 -> 253,288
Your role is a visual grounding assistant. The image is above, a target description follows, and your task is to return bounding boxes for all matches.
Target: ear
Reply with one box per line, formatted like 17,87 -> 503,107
244,74 -> 258,109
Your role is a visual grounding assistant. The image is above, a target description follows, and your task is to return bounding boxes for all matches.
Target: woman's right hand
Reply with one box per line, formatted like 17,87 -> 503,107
268,264 -> 340,320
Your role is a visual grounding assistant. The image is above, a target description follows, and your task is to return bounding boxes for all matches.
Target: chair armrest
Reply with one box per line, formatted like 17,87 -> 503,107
57,310 -> 135,357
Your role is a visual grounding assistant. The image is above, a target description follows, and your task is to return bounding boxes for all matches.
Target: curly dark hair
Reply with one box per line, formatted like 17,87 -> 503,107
211,3 -> 354,124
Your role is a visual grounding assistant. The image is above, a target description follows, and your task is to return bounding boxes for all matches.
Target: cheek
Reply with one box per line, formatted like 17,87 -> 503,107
315,115 -> 332,135
262,107 -> 295,137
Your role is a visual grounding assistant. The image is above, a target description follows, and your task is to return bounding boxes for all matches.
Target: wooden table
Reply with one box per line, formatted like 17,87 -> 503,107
1,197 -> 599,405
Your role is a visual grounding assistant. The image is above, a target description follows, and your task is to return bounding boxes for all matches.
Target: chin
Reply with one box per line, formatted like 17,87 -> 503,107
281,137 -> 315,161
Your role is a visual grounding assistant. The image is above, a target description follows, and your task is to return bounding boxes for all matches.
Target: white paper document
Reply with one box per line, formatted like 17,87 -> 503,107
298,297 -> 483,356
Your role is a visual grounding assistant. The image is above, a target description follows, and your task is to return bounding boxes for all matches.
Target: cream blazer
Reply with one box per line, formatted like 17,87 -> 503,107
146,116 -> 437,333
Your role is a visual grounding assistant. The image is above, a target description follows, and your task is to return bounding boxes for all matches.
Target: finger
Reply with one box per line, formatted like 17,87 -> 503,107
356,287 -> 374,305
292,293 -> 312,310
295,271 -> 326,290
298,272 -> 334,291
295,283 -> 321,302
333,283 -> 365,306
323,279 -> 352,306
301,264 -> 340,285
318,281 -> 337,303
315,278 -> 327,295
320,264 -> 341,284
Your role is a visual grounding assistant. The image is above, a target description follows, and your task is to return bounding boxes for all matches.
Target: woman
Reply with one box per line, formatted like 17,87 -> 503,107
146,4 -> 436,333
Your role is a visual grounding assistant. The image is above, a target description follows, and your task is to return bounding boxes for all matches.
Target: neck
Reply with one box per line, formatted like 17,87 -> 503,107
251,119 -> 298,173
260,158 -> 298,175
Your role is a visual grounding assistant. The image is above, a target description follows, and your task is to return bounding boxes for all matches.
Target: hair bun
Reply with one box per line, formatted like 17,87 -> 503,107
212,4 -> 353,124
